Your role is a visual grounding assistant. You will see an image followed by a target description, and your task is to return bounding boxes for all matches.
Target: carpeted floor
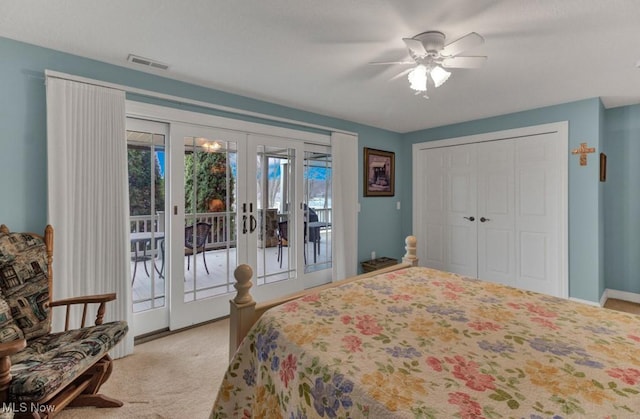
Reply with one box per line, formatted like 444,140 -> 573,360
57,318 -> 230,419
54,298 -> 640,418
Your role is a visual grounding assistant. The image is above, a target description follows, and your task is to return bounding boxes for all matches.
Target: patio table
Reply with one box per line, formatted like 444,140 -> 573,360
130,232 -> 165,283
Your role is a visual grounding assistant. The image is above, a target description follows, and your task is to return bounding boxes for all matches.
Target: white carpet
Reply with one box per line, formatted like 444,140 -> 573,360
57,318 -> 229,419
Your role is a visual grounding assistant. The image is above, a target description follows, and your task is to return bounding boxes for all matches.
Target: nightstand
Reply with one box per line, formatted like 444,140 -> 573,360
360,257 -> 398,273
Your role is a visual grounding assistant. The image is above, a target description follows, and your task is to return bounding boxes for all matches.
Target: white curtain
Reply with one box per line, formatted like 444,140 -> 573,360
331,132 -> 358,280
46,77 -> 133,359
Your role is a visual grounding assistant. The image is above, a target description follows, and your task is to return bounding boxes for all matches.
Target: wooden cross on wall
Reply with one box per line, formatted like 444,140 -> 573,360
571,142 -> 595,166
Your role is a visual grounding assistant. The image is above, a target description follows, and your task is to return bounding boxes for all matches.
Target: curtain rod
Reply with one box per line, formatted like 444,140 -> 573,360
44,70 -> 357,136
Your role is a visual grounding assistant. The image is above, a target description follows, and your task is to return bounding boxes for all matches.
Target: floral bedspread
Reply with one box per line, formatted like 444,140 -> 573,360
211,267 -> 640,418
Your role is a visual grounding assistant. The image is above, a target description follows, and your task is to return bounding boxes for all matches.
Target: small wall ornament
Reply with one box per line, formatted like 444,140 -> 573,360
571,142 -> 596,166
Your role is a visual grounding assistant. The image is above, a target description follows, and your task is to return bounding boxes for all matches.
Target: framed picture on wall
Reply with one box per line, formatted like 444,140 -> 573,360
600,152 -> 607,182
364,147 -> 395,197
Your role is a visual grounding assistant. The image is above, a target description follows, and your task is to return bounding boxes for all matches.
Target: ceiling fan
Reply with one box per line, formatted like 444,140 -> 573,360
371,31 -> 487,97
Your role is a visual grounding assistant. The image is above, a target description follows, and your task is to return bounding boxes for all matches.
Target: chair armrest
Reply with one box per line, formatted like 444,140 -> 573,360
0,339 -> 26,359
50,293 -> 118,329
0,339 -> 26,403
50,293 -> 116,307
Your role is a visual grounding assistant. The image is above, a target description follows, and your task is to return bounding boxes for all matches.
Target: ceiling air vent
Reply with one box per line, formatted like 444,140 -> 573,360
127,54 -> 169,71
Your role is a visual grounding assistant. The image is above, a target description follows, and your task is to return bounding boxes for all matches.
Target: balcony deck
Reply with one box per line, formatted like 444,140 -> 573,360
131,229 -> 332,312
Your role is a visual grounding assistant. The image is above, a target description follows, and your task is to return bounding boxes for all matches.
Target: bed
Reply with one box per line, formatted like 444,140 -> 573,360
211,237 -> 640,418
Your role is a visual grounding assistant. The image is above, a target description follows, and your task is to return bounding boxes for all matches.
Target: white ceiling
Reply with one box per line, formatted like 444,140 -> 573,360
1,0 -> 639,133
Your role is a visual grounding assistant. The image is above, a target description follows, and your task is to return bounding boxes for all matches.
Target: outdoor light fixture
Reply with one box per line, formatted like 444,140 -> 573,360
202,141 -> 221,152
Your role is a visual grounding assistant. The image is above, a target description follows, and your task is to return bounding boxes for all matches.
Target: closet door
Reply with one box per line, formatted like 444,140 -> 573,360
414,123 -> 567,298
513,133 -> 562,296
420,147 -> 447,270
420,144 -> 477,277
475,134 -> 563,295
477,139 -> 515,285
446,144 -> 478,277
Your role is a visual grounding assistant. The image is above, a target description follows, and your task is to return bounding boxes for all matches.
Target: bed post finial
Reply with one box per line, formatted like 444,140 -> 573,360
402,235 -> 419,266
229,264 -> 257,360
233,264 -> 254,305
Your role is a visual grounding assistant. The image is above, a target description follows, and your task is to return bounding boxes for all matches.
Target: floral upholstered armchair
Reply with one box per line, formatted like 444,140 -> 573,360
0,225 -> 128,418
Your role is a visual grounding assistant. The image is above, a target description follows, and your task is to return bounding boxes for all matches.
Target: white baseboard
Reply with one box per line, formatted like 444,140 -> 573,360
569,297 -> 602,307
569,289 -> 640,308
605,288 -> 640,305
600,289 -> 608,307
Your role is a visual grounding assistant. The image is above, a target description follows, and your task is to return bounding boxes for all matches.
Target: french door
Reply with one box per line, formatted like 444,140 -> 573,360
244,134 -> 305,302
168,124 -> 242,329
128,110 -> 334,334
167,125 -> 331,330
127,118 -> 169,336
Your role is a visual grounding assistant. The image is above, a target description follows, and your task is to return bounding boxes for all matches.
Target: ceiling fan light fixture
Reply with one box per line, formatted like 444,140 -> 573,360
385,30 -> 486,97
408,65 -> 428,92
430,65 -> 451,88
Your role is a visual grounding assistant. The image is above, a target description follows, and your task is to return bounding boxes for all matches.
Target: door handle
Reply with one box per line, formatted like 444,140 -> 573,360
242,215 -> 248,234
480,217 -> 490,222
463,216 -> 475,222
249,215 -> 257,233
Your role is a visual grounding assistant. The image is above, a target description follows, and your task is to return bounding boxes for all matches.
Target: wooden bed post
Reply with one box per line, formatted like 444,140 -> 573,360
229,264 -> 256,361
402,235 -> 419,266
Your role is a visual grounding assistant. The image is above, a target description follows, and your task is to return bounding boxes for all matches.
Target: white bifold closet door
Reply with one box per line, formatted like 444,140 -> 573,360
417,132 -> 564,297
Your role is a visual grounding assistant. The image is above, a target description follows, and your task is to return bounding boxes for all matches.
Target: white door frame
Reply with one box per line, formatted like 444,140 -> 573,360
126,101 -> 335,331
168,123 -> 247,329
412,121 -> 569,298
245,133 -> 306,302
127,117 -> 170,337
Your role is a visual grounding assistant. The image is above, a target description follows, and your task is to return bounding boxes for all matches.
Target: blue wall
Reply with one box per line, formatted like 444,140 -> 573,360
2,37 -> 638,300
402,99 -> 604,301
604,104 -> 640,294
0,37 -> 403,268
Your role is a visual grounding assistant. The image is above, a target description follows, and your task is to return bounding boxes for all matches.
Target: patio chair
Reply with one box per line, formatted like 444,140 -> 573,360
307,207 -> 320,247
276,221 -> 288,268
277,220 -> 311,268
185,222 -> 212,275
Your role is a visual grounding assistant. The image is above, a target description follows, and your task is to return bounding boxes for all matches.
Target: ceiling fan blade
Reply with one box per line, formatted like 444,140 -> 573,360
441,32 -> 484,57
402,38 -> 427,56
369,60 -> 415,65
441,56 -> 487,68
390,68 -> 413,81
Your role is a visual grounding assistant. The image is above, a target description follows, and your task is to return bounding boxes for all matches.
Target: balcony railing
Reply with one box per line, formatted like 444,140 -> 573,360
312,208 -> 331,223
130,207 -> 329,256
130,211 -> 237,254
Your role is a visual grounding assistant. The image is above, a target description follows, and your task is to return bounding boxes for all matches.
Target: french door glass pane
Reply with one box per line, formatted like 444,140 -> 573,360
127,130 -> 166,313
304,148 -> 332,273
255,145 -> 296,284
183,136 -> 237,303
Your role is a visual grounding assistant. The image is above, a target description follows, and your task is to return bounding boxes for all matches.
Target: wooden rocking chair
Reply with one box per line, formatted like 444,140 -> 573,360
0,225 -> 128,418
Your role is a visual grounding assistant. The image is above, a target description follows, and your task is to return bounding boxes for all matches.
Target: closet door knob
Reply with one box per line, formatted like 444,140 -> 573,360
480,217 -> 490,222
463,216 -> 475,222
